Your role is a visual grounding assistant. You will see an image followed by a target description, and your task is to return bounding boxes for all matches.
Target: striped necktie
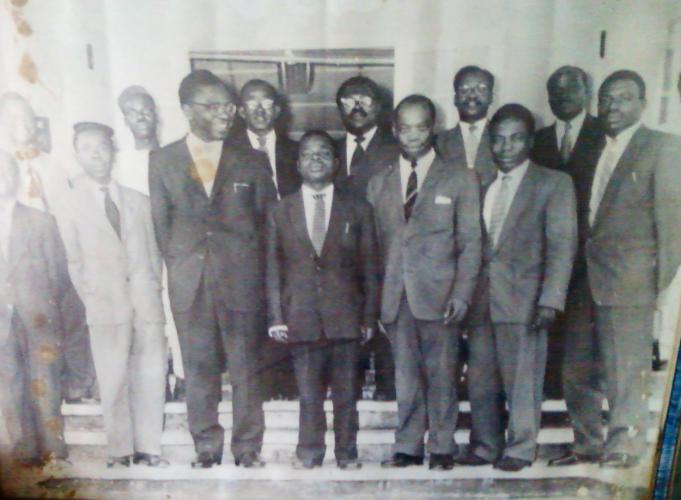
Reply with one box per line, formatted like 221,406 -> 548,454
488,174 -> 511,247
403,158 -> 418,221
560,121 -> 572,165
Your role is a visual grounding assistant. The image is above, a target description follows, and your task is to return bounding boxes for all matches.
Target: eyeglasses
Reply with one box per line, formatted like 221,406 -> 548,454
300,150 -> 335,161
190,101 -> 236,114
457,83 -> 491,95
340,95 -> 374,112
243,98 -> 275,111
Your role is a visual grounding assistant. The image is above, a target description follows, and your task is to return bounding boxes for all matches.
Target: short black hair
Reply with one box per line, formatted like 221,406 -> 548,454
599,70 -> 646,100
178,70 -> 228,106
299,129 -> 338,158
546,65 -> 590,92
72,121 -> 114,148
393,94 -> 436,126
453,66 -> 495,92
335,76 -> 381,108
240,79 -> 278,103
489,103 -> 535,134
118,85 -> 154,111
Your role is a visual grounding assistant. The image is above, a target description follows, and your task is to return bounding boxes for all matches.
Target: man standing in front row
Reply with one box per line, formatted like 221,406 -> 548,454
368,95 -> 481,470
149,70 -> 276,468
267,131 -> 379,470
461,104 -> 577,471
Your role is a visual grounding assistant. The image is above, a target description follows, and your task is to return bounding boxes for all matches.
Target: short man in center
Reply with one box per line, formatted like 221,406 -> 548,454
266,130 -> 379,470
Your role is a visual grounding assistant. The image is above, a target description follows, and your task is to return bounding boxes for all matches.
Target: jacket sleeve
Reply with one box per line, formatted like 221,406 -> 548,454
54,204 -> 88,302
358,202 -> 381,328
266,209 -> 284,328
451,169 -> 482,304
43,213 -> 75,318
148,149 -> 171,257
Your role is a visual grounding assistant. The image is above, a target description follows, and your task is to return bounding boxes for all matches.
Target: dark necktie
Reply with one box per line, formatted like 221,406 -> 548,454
310,193 -> 326,255
101,186 -> 121,238
349,134 -> 366,175
559,121 -> 572,165
403,158 -> 418,221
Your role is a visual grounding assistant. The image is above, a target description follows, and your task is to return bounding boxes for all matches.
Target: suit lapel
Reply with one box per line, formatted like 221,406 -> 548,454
337,137 -> 349,181
8,206 -> 28,273
178,137 -> 210,201
320,191 -> 346,259
210,142 -> 232,200
76,185 -> 121,241
410,154 -> 445,218
288,191 -> 317,256
494,163 -> 538,250
474,124 -> 497,186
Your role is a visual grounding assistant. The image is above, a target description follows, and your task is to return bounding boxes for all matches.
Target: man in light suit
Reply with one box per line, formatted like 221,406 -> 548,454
460,104 -> 577,471
58,122 -> 168,468
149,70 -> 276,469
436,66 -> 497,188
552,70 -> 681,469
368,95 -> 481,470
267,130 -> 379,469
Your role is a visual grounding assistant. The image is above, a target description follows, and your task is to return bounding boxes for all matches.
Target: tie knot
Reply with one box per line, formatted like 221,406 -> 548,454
469,124 -> 478,134
100,186 -> 110,195
257,135 -> 267,148
354,134 -> 365,145
313,193 -> 325,201
564,121 -> 571,131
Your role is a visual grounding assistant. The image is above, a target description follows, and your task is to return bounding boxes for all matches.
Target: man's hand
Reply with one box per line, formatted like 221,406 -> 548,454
533,306 -> 557,331
268,324 -> 289,343
444,298 -> 468,325
361,325 -> 374,344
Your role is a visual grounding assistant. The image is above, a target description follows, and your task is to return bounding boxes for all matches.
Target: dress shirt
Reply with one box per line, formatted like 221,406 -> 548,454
84,177 -> 121,212
483,160 -> 530,244
0,201 -> 16,259
554,109 -> 586,151
186,132 -> 223,196
301,183 -> 334,241
345,126 -> 378,176
398,148 -> 436,201
246,128 -> 278,190
460,117 -> 487,169
115,148 -> 151,196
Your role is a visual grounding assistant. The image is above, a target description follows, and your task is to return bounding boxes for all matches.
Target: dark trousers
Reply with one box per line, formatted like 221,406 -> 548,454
467,322 -> 547,462
0,315 -> 66,461
61,287 -> 97,400
172,275 -> 264,460
385,296 -> 459,456
290,337 -> 360,463
562,278 -> 652,457
262,337 -> 298,400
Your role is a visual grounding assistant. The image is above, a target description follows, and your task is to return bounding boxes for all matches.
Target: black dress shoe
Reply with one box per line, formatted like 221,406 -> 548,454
235,451 -> 266,468
429,453 -> 454,470
455,452 -> 493,466
292,457 -> 322,469
191,452 -> 221,469
107,455 -> 132,468
133,452 -> 170,468
548,451 -> 601,466
599,452 -> 639,469
494,456 -> 532,472
381,452 -> 424,468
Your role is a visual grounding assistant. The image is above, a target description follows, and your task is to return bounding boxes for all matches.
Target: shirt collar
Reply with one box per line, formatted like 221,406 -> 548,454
399,147 -> 436,169
187,132 -> 223,153
460,117 -> 487,133
495,159 -> 530,182
556,109 -> 586,136
301,182 -> 334,199
246,129 -> 276,148
606,120 -> 642,149
347,126 -> 378,146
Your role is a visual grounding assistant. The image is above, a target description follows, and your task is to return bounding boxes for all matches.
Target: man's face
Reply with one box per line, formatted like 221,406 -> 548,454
297,135 -> 337,185
548,72 -> 588,122
239,85 -> 280,134
338,85 -> 380,135
0,99 -> 36,148
183,84 -> 235,141
490,118 -> 533,172
393,103 -> 434,159
75,130 -> 114,183
122,94 -> 157,140
0,154 -> 18,199
454,71 -> 493,123
598,79 -> 645,137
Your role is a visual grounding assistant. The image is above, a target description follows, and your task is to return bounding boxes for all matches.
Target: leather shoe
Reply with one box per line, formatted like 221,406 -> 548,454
429,453 -> 454,470
292,457 -> 322,469
599,452 -> 639,469
381,453 -> 424,468
337,458 -> 362,470
455,452 -> 493,466
191,452 -> 221,469
235,451 -> 265,468
133,452 -> 169,468
107,455 -> 131,468
548,451 -> 601,467
494,456 -> 532,472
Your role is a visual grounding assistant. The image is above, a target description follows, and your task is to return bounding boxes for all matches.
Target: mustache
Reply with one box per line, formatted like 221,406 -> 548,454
350,108 -> 368,118
463,98 -> 482,106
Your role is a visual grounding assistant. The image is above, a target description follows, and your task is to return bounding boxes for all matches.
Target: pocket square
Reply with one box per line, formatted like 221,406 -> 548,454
233,182 -> 251,192
434,195 -> 452,205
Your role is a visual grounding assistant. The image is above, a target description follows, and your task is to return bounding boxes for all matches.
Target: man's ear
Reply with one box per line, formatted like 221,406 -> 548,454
238,106 -> 247,120
181,103 -> 194,122
272,104 -> 281,121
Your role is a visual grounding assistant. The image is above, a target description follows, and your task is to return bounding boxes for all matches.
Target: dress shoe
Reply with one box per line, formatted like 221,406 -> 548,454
455,452 -> 493,466
494,456 -> 532,472
107,455 -> 132,468
548,451 -> 601,467
429,453 -> 454,470
191,452 -> 221,469
381,453 -> 424,468
173,378 -> 186,402
599,452 -> 639,469
235,451 -> 266,468
337,458 -> 362,470
292,457 -> 322,470
133,452 -> 170,468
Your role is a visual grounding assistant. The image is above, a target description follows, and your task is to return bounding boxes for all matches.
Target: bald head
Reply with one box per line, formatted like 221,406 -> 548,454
0,92 -> 36,148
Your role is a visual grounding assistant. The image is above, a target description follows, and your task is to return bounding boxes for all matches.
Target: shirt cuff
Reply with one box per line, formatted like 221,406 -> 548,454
268,324 -> 288,337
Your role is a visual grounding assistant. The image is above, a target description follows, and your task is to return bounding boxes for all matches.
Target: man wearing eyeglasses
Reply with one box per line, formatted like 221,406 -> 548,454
436,66 -> 497,188
149,70 -> 277,469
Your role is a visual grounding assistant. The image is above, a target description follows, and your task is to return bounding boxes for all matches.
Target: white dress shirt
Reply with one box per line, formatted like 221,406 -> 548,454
398,148 -> 436,201
301,183 -> 334,241
460,117 -> 487,169
87,177 -> 121,212
0,201 -> 16,260
115,148 -> 151,196
483,160 -> 530,245
554,109 -> 586,151
247,129 -> 278,191
345,125 -> 378,175
186,133 -> 223,196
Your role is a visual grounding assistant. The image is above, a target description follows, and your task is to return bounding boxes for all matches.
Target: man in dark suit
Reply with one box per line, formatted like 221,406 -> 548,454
334,76 -> 397,400
149,70 -> 277,469
550,70 -> 681,469
368,95 -> 481,470
0,149 -> 71,469
460,104 -> 577,472
435,66 -> 497,187
267,130 -> 379,470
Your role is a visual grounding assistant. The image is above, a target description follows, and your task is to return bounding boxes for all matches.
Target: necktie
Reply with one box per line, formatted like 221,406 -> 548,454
560,121 -> 572,164
101,186 -> 121,238
488,174 -> 511,246
191,143 -> 217,194
589,140 -> 618,225
310,193 -> 326,256
403,158 -> 418,221
349,135 -> 366,175
464,124 -> 479,169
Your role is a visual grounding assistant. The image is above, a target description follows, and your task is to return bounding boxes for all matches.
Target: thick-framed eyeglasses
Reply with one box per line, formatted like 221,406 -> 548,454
457,83 -> 491,95
243,98 -> 275,111
190,101 -> 236,114
340,95 -> 374,112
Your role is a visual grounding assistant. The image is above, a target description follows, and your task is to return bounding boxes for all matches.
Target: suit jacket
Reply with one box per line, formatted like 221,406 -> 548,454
58,179 -> 164,326
435,123 -> 497,188
267,187 -> 380,342
0,204 -> 72,345
531,114 -> 604,285
367,152 -> 482,324
467,163 -> 577,326
586,126 -> 681,306
149,137 -> 277,313
228,128 -> 301,198
335,128 -> 399,200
